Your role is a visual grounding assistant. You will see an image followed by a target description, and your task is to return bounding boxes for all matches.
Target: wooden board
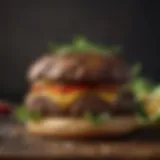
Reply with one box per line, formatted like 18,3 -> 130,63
1,119 -> 160,159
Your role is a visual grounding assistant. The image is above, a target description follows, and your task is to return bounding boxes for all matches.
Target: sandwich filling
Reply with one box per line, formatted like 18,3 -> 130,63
29,80 -> 120,108
25,80 -> 137,118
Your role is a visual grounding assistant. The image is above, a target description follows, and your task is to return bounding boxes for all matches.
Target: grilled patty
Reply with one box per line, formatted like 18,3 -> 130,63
25,90 -> 137,117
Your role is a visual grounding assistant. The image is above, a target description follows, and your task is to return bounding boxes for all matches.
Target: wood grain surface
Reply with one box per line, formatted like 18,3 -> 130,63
0,118 -> 160,159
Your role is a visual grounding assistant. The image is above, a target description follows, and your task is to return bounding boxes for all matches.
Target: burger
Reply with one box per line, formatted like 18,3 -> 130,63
19,38 -> 143,138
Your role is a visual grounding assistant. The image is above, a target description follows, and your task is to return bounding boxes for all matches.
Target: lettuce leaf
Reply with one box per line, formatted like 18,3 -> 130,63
13,105 -> 42,122
130,63 -> 155,100
84,112 -> 111,125
131,77 -> 155,100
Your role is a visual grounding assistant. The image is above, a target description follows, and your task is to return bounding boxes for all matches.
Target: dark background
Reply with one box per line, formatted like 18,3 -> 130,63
0,0 -> 159,102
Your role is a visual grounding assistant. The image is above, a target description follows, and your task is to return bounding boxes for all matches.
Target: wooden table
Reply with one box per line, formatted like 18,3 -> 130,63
1,118 -> 160,159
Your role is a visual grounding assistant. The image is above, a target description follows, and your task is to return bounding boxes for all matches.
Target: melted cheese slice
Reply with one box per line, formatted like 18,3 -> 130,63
43,90 -> 84,108
98,92 -> 118,103
29,90 -> 118,109
29,91 -> 85,109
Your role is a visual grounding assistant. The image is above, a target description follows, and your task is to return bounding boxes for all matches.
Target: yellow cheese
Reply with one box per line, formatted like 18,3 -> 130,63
44,91 -> 85,108
98,92 -> 118,103
29,91 -> 85,109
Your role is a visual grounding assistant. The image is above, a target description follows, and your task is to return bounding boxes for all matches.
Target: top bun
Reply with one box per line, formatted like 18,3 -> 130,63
27,52 -> 131,84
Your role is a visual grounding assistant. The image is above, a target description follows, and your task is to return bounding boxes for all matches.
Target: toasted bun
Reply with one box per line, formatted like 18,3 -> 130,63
27,53 -> 130,84
26,116 -> 139,138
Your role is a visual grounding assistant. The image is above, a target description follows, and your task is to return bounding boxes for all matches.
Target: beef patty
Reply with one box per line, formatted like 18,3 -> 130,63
25,90 -> 137,117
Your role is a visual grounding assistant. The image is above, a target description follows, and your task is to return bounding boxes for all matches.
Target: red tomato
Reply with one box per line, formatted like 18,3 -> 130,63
48,84 -> 88,93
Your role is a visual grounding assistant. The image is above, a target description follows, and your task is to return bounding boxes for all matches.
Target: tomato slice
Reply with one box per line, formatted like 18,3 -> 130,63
31,81 -> 121,94
48,84 -> 88,93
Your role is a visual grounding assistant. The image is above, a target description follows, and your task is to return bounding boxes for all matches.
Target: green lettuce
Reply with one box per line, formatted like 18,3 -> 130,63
130,63 -> 155,100
84,112 -> 111,125
13,105 -> 42,122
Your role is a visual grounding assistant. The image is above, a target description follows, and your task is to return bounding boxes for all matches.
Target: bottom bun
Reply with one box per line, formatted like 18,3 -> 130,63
26,116 -> 139,138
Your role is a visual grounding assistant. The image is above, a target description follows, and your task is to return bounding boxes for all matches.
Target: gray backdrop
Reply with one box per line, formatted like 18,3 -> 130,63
0,0 -> 159,102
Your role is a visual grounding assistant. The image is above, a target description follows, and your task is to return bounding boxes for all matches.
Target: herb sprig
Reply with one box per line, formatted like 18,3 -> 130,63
48,36 -> 121,56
